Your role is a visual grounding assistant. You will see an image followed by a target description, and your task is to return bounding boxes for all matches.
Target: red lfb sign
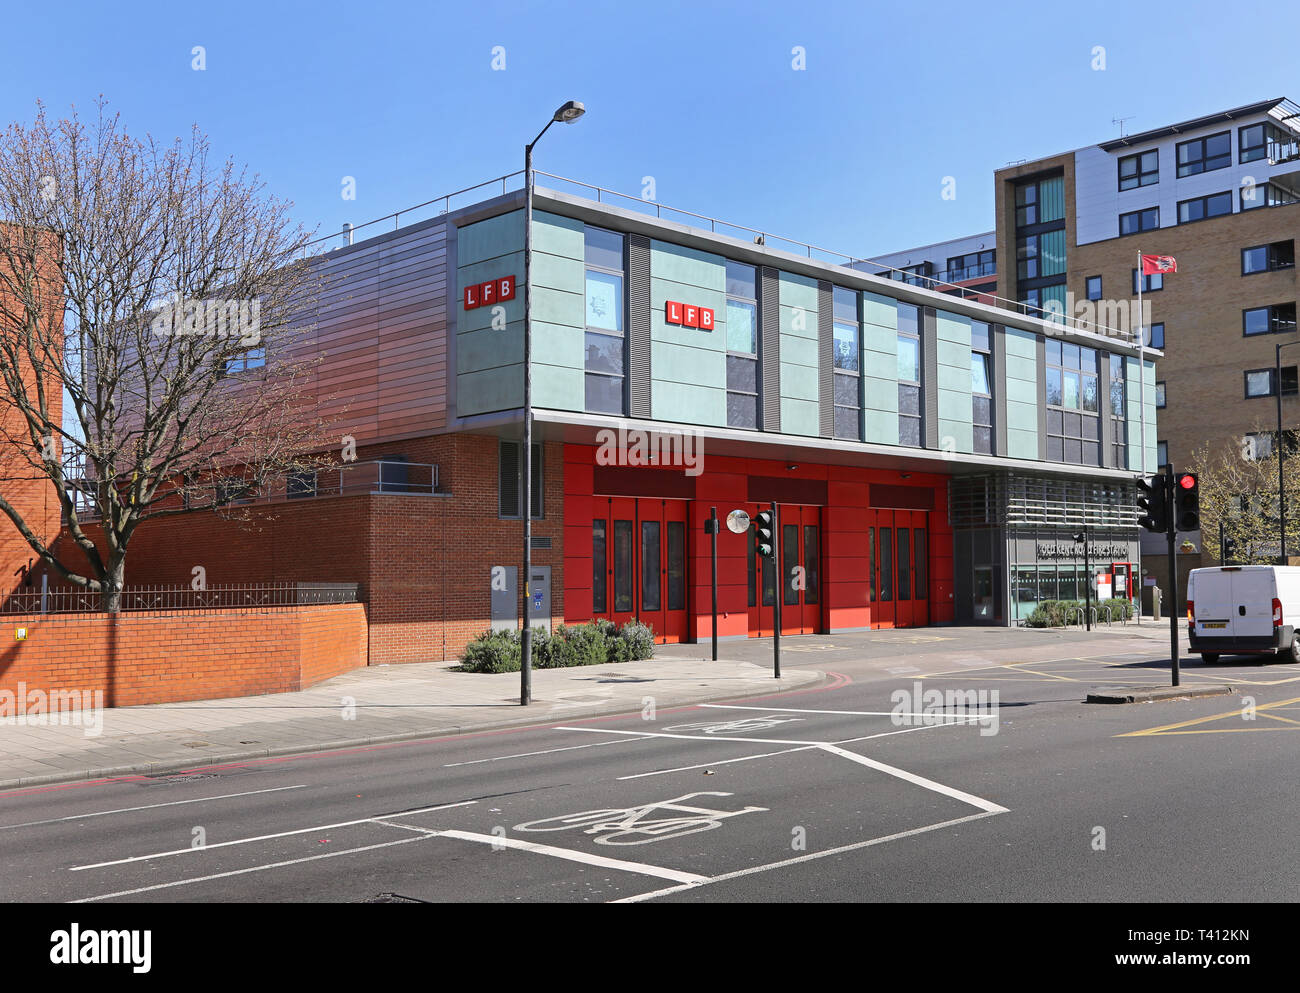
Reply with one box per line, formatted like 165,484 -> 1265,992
664,300 -> 714,330
464,275 -> 517,310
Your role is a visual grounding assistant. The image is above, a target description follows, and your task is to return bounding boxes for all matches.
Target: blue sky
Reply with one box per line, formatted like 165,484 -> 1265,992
3,0 -> 1294,257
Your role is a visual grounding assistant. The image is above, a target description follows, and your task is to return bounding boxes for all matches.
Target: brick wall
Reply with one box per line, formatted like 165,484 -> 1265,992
0,603 -> 367,708
43,432 -> 566,665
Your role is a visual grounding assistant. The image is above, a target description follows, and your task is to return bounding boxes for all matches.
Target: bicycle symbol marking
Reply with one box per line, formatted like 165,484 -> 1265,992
662,715 -> 805,735
513,792 -> 768,846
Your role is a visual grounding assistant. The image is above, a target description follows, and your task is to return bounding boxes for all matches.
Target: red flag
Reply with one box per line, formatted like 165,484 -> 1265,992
1141,254 -> 1177,275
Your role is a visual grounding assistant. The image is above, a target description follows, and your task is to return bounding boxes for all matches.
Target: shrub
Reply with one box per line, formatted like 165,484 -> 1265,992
619,621 -> 655,660
460,629 -> 522,673
563,621 -> 610,666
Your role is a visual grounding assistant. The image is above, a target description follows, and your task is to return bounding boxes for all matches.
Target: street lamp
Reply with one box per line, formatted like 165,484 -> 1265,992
521,100 -> 585,706
1276,339 -> 1300,564
1073,529 -> 1091,632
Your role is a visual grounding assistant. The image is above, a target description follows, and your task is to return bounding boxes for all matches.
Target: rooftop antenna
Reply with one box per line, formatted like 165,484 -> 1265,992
1112,115 -> 1135,138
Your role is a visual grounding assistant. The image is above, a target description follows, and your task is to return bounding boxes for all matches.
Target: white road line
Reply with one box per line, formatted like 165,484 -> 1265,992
699,703 -> 981,720
443,737 -> 637,768
68,800 -> 478,871
72,837 -> 430,903
437,829 -> 707,884
885,666 -> 921,674
611,811 -> 1001,903
817,744 -> 1008,814
0,786 -> 308,831
617,745 -> 820,780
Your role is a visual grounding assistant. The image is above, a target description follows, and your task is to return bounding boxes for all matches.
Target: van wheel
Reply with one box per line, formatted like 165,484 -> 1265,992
1201,654 -> 1219,664
1290,640 -> 1300,664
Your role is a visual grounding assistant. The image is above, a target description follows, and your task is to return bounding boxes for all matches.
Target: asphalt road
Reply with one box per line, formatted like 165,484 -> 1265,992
3,629 -> 1298,903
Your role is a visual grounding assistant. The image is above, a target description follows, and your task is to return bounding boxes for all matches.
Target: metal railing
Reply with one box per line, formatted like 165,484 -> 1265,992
64,459 -> 440,523
1,581 -> 361,616
309,168 -> 1142,341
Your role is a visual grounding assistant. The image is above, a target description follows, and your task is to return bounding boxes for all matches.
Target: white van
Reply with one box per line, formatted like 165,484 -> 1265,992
1187,565 -> 1300,663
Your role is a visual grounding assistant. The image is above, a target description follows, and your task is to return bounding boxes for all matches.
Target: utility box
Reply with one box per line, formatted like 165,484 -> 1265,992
527,566 -> 552,635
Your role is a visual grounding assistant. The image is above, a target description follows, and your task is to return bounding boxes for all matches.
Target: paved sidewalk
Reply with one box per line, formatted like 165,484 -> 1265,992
0,657 -> 823,790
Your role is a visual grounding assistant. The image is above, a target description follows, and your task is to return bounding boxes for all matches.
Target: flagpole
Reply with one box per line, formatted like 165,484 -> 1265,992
1137,249 -> 1147,475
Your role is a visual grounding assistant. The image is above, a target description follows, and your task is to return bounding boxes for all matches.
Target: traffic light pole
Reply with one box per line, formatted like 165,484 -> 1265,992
772,502 -> 781,680
708,507 -> 719,662
1166,465 -> 1180,687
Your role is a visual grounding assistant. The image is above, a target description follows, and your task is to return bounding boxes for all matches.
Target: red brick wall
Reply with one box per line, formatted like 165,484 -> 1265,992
0,603 -> 367,708
44,432 -> 567,664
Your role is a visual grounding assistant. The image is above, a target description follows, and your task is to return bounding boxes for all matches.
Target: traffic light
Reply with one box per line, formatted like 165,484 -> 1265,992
1174,472 -> 1200,531
754,509 -> 774,559
1136,473 -> 1169,534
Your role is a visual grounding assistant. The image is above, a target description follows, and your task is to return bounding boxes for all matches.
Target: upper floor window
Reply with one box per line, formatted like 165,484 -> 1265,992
1132,269 -> 1163,293
1243,240 -> 1296,274
1243,303 -> 1298,336
1119,206 -> 1159,237
584,226 -> 625,415
1241,180 -> 1300,211
1085,275 -> 1102,301
1045,340 -> 1100,465
898,262 -> 934,288
944,250 -> 995,282
1245,366 -> 1298,398
1177,191 -> 1232,224
725,260 -> 759,429
1155,381 -> 1167,408
1157,441 -> 1168,469
1176,130 -> 1231,177
224,347 -> 265,374
832,286 -> 861,440
971,321 -> 992,455
1147,322 -> 1165,349
1108,353 -> 1127,468
1118,150 -> 1158,190
897,305 -> 922,447
1240,122 -> 1300,164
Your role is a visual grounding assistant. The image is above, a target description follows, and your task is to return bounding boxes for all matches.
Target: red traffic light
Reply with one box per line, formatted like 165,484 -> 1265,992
1178,473 -> 1197,489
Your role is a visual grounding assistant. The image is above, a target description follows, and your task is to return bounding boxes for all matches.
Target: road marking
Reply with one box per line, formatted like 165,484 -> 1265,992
0,785 -> 308,832
884,666 -> 920,675
558,727 -> 1006,814
617,745 -> 819,780
1119,694 -> 1300,737
72,837 -> 429,902
443,737 -> 637,767
514,792 -> 767,847
611,811 -> 1001,903
68,800 -> 478,871
438,829 -> 708,883
701,703 -> 981,720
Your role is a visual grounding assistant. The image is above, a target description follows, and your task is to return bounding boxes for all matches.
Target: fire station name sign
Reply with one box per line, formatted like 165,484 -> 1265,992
1036,542 -> 1130,560
463,275 -> 517,310
665,300 -> 715,330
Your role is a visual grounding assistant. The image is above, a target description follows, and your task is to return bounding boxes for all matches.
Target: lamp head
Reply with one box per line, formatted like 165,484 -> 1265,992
553,101 -> 586,123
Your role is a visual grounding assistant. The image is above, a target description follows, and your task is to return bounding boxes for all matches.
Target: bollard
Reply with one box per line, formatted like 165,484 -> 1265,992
1153,586 -> 1162,623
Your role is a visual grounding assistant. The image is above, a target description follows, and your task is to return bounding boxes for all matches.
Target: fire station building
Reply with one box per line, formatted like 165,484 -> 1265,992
52,177 -> 1158,658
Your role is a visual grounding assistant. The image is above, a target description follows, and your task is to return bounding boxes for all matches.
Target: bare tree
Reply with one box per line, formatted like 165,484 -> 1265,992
1187,428 -> 1300,564
0,100 -> 333,608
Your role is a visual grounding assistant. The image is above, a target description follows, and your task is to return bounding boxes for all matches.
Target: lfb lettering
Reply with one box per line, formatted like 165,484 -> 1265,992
464,275 -> 516,310
664,300 -> 714,330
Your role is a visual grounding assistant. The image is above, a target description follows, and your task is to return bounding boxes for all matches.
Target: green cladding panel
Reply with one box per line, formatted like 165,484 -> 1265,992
530,211 -> 587,412
649,239 -> 726,425
1003,327 -> 1039,460
777,272 -> 820,437
935,310 -> 973,454
862,294 -> 900,446
456,210 -> 525,416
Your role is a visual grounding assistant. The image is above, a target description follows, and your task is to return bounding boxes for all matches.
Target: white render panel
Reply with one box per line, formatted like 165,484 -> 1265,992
865,231 -> 996,275
1074,111 -> 1293,246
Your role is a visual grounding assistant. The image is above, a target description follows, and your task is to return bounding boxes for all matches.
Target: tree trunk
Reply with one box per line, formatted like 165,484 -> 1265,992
100,555 -> 125,613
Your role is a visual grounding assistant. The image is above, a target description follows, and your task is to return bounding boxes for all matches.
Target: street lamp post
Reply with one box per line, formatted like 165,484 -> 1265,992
1276,339 -> 1300,565
521,101 -> 585,706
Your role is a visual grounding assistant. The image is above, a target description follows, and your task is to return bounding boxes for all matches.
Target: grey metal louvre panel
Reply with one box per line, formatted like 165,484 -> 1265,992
628,234 -> 652,418
992,325 -> 1008,457
818,280 -> 833,437
760,266 -> 780,432
1036,335 -> 1048,461
922,306 -> 939,449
